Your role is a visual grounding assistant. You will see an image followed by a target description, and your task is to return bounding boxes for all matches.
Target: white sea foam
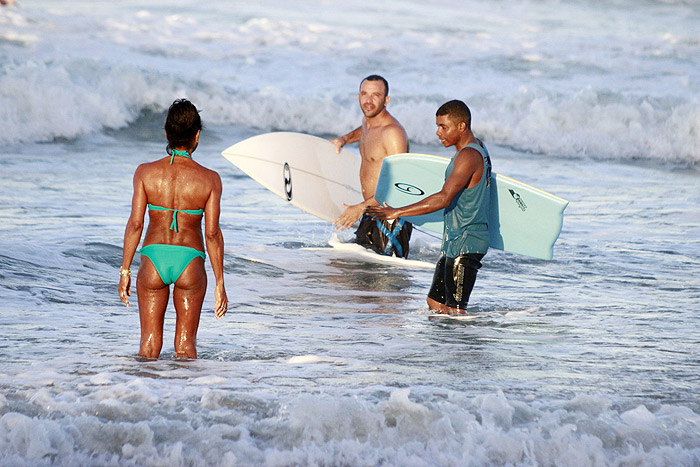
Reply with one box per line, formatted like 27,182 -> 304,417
1,2 -> 699,466
284,354 -> 336,364
1,0 -> 698,166
1,383 -> 699,466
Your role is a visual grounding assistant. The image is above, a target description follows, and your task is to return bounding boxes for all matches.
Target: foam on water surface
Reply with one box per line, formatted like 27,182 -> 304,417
1,0 -> 698,166
1,1 -> 699,465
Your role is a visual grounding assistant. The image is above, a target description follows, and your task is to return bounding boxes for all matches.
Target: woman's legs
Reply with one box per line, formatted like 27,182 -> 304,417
172,257 -> 207,358
136,258 -> 169,358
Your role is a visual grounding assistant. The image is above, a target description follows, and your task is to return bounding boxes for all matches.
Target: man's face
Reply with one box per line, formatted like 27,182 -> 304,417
358,80 -> 388,118
435,114 -> 462,147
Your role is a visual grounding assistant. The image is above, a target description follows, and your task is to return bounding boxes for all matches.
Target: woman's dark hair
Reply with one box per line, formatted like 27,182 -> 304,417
165,98 -> 202,150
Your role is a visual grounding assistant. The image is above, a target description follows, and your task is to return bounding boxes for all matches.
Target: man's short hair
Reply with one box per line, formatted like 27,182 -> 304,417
360,74 -> 389,97
436,100 -> 471,129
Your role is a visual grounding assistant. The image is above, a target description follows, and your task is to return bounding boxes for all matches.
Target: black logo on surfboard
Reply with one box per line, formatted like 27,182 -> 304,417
509,189 -> 527,211
394,183 -> 425,196
283,163 -> 292,201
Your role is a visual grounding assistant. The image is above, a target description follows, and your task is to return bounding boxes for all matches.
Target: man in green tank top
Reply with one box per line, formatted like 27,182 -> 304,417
366,100 -> 491,314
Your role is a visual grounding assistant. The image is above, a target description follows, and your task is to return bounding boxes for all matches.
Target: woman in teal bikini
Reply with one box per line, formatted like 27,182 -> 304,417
119,99 -> 228,359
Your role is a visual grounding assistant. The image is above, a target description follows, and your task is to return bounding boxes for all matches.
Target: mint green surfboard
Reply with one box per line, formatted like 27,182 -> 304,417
374,153 -> 568,260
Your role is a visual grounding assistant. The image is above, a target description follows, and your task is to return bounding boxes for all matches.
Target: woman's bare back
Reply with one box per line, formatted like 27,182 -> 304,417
139,155 -> 219,250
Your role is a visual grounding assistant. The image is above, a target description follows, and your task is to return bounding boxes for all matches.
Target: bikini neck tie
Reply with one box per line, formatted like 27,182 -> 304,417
169,149 -> 191,165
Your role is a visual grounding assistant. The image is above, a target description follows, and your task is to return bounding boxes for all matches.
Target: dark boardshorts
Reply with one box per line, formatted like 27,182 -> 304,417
428,253 -> 485,310
355,214 -> 413,258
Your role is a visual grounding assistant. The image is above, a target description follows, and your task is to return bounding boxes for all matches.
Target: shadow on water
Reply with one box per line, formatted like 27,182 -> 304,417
316,258 -> 414,292
0,254 -> 67,304
300,255 -> 420,311
224,255 -> 287,277
64,242 -> 125,269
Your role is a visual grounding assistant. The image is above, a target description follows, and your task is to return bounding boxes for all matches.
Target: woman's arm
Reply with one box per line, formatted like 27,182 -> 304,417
119,166 -> 147,307
204,172 -> 228,319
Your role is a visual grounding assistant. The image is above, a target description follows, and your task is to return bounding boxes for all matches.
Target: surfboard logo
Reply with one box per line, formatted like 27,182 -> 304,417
509,189 -> 527,211
394,183 -> 425,196
283,163 -> 293,201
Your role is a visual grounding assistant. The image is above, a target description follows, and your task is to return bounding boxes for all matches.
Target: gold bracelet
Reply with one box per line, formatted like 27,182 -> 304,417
119,267 -> 131,277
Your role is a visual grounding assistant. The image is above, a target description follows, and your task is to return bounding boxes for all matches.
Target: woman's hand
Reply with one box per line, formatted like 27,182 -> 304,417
119,274 -> 131,307
214,282 -> 228,319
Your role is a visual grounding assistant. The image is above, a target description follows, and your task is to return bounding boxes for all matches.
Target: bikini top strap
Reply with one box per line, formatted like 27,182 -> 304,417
147,204 -> 204,232
169,149 -> 191,165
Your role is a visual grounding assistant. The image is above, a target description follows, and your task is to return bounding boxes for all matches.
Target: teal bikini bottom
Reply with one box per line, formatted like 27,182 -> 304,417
140,244 -> 206,285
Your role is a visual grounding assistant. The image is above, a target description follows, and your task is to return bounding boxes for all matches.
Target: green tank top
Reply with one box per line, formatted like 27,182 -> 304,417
441,141 -> 492,257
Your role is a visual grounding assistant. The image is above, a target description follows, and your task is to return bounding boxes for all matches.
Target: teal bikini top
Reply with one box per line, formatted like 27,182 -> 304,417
148,149 -> 204,232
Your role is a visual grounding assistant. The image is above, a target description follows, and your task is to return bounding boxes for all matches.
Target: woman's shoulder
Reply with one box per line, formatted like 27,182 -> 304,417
137,156 -> 168,170
193,162 -> 222,182
135,157 -> 221,188
133,158 -> 163,178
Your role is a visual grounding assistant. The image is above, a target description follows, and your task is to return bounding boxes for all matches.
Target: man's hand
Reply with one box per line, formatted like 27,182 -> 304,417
330,137 -> 345,154
365,203 -> 398,221
334,203 -> 365,231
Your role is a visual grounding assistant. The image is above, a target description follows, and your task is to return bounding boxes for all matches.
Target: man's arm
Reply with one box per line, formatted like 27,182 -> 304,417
366,147 -> 481,221
331,125 -> 366,230
204,172 -> 228,319
334,124 -> 408,230
331,126 -> 361,153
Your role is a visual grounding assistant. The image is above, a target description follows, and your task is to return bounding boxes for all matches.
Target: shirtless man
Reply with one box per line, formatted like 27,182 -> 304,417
367,100 -> 491,314
119,99 -> 228,359
331,75 -> 413,258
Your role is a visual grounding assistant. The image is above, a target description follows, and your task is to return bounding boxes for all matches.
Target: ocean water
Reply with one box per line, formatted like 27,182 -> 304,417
1,1 -> 699,466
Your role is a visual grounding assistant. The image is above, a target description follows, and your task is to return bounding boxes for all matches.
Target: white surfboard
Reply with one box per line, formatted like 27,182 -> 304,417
374,153 -> 568,260
326,234 -> 434,269
221,132 -> 363,223
299,234 -> 434,269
